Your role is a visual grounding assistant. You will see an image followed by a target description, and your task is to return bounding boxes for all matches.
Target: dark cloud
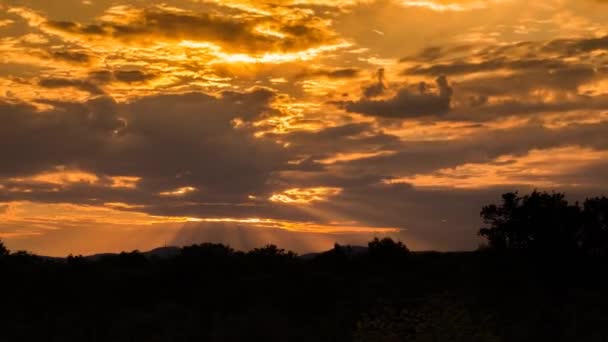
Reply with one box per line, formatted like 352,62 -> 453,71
362,68 -> 387,98
39,77 -> 105,95
0,97 -> 121,177
331,121 -> 608,178
113,70 -> 156,83
402,35 -> 608,78
88,70 -> 114,83
542,35 -> 608,56
342,75 -> 453,118
49,50 -> 92,64
86,69 -> 157,84
297,68 -> 361,79
0,88 -> 286,205
455,65 -> 597,96
404,58 -> 571,76
274,122 -> 400,160
398,35 -> 608,122
449,94 -> 608,122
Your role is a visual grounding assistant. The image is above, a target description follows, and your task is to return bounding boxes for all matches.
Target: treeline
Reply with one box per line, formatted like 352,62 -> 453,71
0,191 -> 608,341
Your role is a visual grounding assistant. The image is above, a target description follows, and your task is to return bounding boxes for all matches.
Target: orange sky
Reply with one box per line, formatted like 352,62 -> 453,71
1,0 -> 608,256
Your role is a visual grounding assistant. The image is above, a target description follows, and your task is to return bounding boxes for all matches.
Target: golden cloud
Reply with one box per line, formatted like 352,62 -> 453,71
18,4 -> 339,55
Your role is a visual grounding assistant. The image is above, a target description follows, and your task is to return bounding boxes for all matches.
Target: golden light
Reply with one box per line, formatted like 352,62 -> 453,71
398,0 -> 487,11
178,40 -> 352,64
7,169 -> 141,190
159,186 -> 198,196
177,216 -> 400,234
110,176 -> 141,189
270,187 -> 342,204
103,202 -> 146,209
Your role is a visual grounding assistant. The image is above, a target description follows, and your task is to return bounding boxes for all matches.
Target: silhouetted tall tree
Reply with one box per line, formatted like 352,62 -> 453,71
0,239 -> 8,257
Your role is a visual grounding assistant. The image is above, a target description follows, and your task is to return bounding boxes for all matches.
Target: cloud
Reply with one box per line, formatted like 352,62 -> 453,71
49,50 -> 92,64
0,97 -> 122,177
113,70 -> 157,83
399,34 -> 608,121
404,58 -> 572,76
32,4 -> 338,54
298,68 -> 361,79
342,75 -> 453,118
397,0 -> 507,12
39,77 -> 105,95
362,68 -> 387,98
0,88 -> 287,206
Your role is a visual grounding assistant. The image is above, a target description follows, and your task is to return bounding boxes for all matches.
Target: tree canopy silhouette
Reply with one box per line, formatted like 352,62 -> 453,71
368,237 -> 410,262
479,191 -> 608,256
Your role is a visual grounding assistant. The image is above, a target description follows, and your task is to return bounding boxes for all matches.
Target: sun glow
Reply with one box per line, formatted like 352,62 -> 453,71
184,216 -> 400,234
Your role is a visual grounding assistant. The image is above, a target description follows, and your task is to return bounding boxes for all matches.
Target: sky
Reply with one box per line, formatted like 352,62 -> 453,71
1,0 -> 608,256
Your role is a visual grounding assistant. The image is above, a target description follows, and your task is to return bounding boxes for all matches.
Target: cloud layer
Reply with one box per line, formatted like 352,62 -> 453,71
1,0 -> 608,255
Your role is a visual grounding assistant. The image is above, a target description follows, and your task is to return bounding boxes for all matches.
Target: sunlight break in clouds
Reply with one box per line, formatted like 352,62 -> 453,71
270,187 -> 343,204
399,0 -> 485,11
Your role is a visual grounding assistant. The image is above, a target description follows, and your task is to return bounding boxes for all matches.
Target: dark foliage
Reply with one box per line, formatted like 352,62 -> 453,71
368,237 -> 410,262
479,191 -> 608,256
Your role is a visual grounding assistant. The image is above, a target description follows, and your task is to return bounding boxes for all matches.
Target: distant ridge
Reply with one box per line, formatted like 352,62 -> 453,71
42,245 -> 370,261
82,246 -> 181,261
299,245 -> 369,260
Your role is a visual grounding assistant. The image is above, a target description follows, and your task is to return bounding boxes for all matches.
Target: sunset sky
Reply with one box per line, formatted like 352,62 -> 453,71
1,0 -> 608,256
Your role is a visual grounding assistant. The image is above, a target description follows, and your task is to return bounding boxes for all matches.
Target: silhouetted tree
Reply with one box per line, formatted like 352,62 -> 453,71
478,191 -> 581,254
368,237 -> 410,262
67,254 -> 87,265
248,244 -> 297,259
114,250 -> 148,266
0,239 -> 9,257
180,243 -> 234,259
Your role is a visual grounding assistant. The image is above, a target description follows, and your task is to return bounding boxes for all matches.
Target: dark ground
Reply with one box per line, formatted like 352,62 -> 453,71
1,240 -> 608,342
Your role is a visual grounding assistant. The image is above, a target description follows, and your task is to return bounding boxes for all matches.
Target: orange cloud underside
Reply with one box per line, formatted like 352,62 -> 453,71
389,146 -> 608,189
